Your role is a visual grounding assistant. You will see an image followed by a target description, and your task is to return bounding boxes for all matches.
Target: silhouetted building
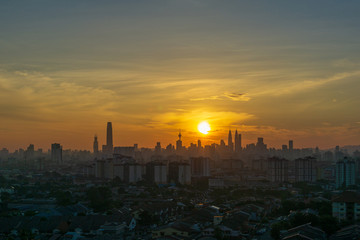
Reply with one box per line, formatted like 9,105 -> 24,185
93,135 -> 99,154
51,143 -> 62,164
102,122 -> 113,155
234,130 -> 241,153
336,157 -> 356,189
155,142 -> 161,155
25,144 -> 35,159
176,130 -> 183,152
268,157 -> 288,182
190,157 -> 210,177
95,159 -> 105,178
256,137 -> 267,152
252,159 -> 268,171
114,146 -> 137,158
228,130 -> 233,152
168,162 -> 191,185
146,162 -> 167,184
222,159 -> 244,170
198,140 -> 202,150
295,157 -> 317,182
114,163 -> 143,183
289,140 -> 293,151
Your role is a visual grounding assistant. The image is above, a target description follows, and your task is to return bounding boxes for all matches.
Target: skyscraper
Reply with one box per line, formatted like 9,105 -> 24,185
228,130 -> 233,151
295,157 -> 316,182
336,157 -> 356,189
93,135 -> 99,154
176,130 -> 182,152
190,157 -> 210,177
106,122 -> 113,151
289,140 -> 294,151
268,157 -> 289,182
234,129 -> 242,153
51,143 -> 62,165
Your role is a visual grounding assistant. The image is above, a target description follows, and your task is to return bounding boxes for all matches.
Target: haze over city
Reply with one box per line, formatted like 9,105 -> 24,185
1,1 -> 360,151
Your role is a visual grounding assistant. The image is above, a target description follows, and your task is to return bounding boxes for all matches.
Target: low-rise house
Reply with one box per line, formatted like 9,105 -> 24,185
330,224 -> 360,240
202,225 -> 241,239
281,223 -> 326,240
152,222 -> 200,239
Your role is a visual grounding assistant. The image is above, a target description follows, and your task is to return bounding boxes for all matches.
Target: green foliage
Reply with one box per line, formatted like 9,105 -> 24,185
271,221 -> 290,240
24,210 -> 37,216
86,186 -> 113,212
55,190 -> 74,206
319,215 -> 339,235
138,210 -> 159,226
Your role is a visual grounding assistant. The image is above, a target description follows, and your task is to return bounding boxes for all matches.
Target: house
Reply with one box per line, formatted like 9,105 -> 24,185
202,225 -> 241,239
330,224 -> 360,240
281,223 -> 326,240
152,222 -> 200,239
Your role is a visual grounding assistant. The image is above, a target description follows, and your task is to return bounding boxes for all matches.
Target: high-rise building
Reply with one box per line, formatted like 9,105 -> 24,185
106,122 -> 113,153
25,144 -> 35,159
146,162 -> 167,184
93,135 -> 99,154
190,157 -> 210,177
336,157 -> 356,189
155,142 -> 161,155
268,157 -> 288,182
234,130 -> 242,153
176,130 -> 182,152
228,130 -> 233,151
198,140 -> 202,149
168,162 -> 191,185
295,157 -> 317,182
256,137 -> 267,152
51,143 -> 62,165
332,191 -> 360,221
289,140 -> 294,151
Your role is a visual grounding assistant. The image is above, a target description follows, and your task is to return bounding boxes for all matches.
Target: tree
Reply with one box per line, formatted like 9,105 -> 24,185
138,210 -> 154,226
55,191 -> 74,206
86,186 -> 112,212
319,215 -> 339,236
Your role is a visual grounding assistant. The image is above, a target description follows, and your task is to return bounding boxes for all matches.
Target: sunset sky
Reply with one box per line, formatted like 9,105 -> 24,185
1,1 -> 360,151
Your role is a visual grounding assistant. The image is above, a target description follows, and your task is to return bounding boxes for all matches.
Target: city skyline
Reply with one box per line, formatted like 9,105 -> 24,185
2,121 -> 357,153
1,1 -> 360,150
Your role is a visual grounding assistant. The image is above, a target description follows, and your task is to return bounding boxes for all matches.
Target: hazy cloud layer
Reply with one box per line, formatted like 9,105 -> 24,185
1,1 -> 360,150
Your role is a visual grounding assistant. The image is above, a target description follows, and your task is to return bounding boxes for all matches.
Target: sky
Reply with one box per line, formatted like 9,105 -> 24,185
1,0 -> 360,151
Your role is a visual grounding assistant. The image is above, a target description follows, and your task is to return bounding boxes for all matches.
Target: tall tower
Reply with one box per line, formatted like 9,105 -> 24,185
238,133 -> 242,150
289,140 -> 293,151
176,130 -> 182,152
93,135 -> 99,154
228,130 -> 233,151
235,130 -> 241,153
51,143 -> 62,165
106,122 -> 113,152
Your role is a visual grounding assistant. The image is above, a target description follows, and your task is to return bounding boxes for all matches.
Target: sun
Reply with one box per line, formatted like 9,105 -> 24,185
198,121 -> 211,134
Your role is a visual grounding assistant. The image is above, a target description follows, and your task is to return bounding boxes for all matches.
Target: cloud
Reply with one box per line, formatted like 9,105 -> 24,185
190,92 -> 251,102
190,95 -> 220,101
146,110 -> 254,133
252,71 -> 360,97
224,92 -> 251,101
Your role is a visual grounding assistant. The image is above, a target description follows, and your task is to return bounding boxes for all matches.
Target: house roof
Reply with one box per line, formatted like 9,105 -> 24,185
282,223 -> 326,240
330,224 -> 360,240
